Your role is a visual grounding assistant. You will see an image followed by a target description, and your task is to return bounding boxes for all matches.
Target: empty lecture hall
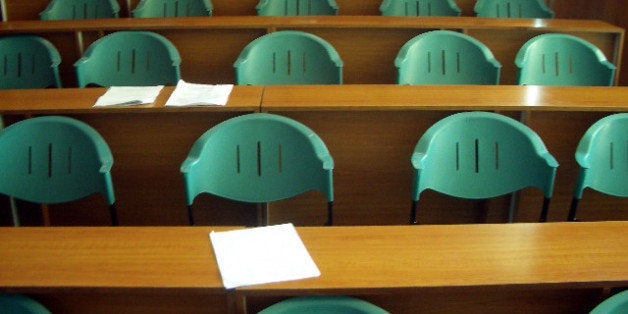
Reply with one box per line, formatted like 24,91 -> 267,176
0,0 -> 626,313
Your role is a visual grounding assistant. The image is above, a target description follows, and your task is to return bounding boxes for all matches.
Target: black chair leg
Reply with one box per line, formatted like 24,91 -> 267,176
539,197 -> 550,222
325,202 -> 333,226
109,204 -> 118,226
568,198 -> 580,222
187,205 -> 195,226
410,201 -> 418,225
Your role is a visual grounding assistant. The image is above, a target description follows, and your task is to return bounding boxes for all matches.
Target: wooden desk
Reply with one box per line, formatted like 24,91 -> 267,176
0,16 -> 622,86
0,86 -> 262,226
260,85 -> 628,226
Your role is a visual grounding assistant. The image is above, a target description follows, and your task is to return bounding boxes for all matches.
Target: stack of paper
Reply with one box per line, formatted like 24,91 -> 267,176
164,80 -> 234,107
93,85 -> 164,107
209,223 -> 320,289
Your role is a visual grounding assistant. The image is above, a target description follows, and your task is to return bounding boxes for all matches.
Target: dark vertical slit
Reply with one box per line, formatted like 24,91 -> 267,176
427,2 -> 432,16
302,52 -> 306,73
494,142 -> 499,169
175,1 -> 179,16
415,1 -> 419,16
506,2 -> 511,17
287,50 -> 292,75
28,146 -> 32,175
555,52 -> 559,76
308,0 -> 312,14
441,50 -> 446,75
610,142 -> 614,170
569,55 -> 573,74
257,141 -> 262,176
285,0 -> 289,15
495,4 -> 500,17
278,145 -> 283,173
456,52 -> 460,73
48,143 -> 52,178
518,4 -> 522,17
72,6 -> 77,19
404,2 -> 409,15
16,53 -> 21,78
3,56 -> 7,75
272,53 -> 276,73
236,145 -> 241,173
541,54 -> 546,74
163,3 -> 167,16
83,4 -> 88,18
475,139 -> 479,173
131,49 -> 137,74
427,52 -> 432,73
68,146 -> 72,174
455,142 -> 460,170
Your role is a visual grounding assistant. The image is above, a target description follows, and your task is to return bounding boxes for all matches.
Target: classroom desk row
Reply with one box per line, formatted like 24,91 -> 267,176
0,16 -> 622,86
0,84 -> 627,227
0,221 -> 626,313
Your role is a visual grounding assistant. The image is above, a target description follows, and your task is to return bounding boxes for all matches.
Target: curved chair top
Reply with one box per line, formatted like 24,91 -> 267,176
74,31 -> 181,87
590,290 -> 628,314
132,0 -> 213,17
412,111 -> 557,200
258,296 -> 389,314
39,0 -> 120,20
234,30 -> 343,85
181,113 -> 334,205
515,33 -> 616,86
573,113 -> 628,199
0,116 -> 115,205
0,35 -> 62,89
395,30 -> 501,85
0,295 -> 51,314
256,0 -> 338,16
474,0 -> 554,18
380,0 -> 461,16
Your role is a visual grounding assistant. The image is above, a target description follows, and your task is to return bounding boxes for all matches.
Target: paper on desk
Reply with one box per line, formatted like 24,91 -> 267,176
165,80 -> 234,107
210,223 -> 320,289
93,85 -> 164,107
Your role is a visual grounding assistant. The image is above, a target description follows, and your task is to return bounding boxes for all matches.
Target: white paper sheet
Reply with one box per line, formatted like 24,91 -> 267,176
164,80 -> 234,107
93,85 -> 164,107
209,223 -> 320,289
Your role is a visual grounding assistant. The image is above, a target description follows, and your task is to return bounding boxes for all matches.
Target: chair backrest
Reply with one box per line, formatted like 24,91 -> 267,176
75,31 -> 181,87
380,0 -> 461,16
0,116 -> 115,206
516,33 -> 616,86
181,113 -> 333,205
590,290 -> 628,314
573,113 -> 628,200
474,0 -> 554,18
0,35 -> 62,89
258,296 -> 389,314
39,0 -> 120,20
395,30 -> 501,85
256,0 -> 338,16
0,295 -> 50,314
411,111 -> 557,201
132,0 -> 213,17
234,31 -> 343,85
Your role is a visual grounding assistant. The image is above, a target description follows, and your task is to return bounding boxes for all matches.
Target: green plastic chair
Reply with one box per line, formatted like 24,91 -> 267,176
234,31 -> 343,86
568,113 -> 628,221
395,30 -> 501,85
0,35 -> 61,90
410,111 -> 557,224
132,0 -> 213,17
258,296 -> 389,314
0,295 -> 50,314
39,0 -> 120,20
474,0 -> 553,18
0,116 -> 117,226
256,0 -> 338,16
590,290 -> 628,314
75,31 -> 181,87
516,33 -> 616,86
380,0 -> 461,16
181,113 -> 334,226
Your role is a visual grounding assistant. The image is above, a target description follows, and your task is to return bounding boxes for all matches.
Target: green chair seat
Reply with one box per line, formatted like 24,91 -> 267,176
0,295 -> 50,314
258,296 -> 389,314
256,0 -> 338,16
590,290 -> 628,314
380,0 -> 461,16
132,0 -> 213,17
0,35 -> 61,89
474,0 -> 554,18
39,0 -> 120,20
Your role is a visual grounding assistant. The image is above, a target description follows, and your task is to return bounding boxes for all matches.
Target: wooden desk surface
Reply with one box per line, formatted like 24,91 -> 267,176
0,226 -> 231,291
0,86 -> 262,114
261,85 -> 628,112
239,221 -> 628,294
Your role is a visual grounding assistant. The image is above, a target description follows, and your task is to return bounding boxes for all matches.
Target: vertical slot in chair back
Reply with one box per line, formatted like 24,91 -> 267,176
474,0 -> 553,18
235,31 -> 342,85
380,0 -> 461,16
75,31 -> 181,87
516,34 -> 616,86
395,30 -> 500,85
39,0 -> 120,20
0,35 -> 61,89
256,0 -> 338,16
132,0 -> 213,17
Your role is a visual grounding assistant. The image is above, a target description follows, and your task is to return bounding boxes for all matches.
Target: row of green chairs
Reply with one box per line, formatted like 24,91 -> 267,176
0,29 -> 614,89
37,0 -> 554,18
2,112 -> 626,226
